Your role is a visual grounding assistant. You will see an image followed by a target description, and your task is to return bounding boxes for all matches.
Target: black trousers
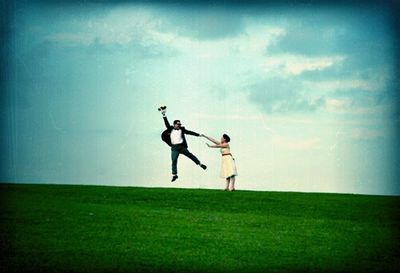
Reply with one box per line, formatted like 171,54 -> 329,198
171,144 -> 200,175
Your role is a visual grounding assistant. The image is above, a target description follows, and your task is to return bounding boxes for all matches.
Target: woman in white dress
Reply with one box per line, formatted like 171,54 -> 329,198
202,134 -> 238,191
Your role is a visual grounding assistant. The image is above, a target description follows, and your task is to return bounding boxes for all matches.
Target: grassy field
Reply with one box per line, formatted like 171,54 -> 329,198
0,183 -> 399,273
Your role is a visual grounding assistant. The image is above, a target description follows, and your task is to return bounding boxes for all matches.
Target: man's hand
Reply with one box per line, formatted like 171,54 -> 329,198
158,106 -> 167,116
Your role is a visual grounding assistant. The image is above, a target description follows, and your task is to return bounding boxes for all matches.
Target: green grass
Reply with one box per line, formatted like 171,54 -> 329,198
1,183 -> 399,273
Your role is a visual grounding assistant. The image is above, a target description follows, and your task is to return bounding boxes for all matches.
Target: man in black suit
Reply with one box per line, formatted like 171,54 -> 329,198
160,108 -> 207,182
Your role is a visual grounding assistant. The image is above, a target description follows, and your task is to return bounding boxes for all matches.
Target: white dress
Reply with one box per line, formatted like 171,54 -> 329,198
220,145 -> 238,178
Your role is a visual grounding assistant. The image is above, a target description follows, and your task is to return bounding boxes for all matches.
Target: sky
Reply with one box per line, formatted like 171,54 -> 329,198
1,0 -> 399,195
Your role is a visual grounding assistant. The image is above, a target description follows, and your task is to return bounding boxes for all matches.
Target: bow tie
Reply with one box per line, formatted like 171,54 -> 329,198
174,128 -> 180,130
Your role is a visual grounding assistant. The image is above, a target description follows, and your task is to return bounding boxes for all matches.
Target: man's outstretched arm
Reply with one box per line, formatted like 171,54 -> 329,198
184,128 -> 200,137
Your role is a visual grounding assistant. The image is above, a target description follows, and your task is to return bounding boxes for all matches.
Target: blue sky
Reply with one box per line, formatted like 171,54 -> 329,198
2,1 -> 399,195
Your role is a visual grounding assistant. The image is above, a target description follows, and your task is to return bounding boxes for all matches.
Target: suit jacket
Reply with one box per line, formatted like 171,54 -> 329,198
161,116 -> 200,148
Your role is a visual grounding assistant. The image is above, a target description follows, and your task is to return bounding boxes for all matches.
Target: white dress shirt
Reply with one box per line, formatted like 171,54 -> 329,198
170,129 -> 184,145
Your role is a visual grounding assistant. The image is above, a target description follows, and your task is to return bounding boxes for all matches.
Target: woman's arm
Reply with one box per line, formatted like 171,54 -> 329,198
206,143 -> 229,148
202,135 -> 220,145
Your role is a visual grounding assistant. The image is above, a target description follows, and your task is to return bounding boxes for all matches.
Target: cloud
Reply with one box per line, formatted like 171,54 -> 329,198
261,54 -> 345,76
157,6 -> 246,41
267,6 -> 393,56
23,3 -> 397,119
247,77 -> 326,114
323,83 -> 398,116
236,8 -> 394,116
325,98 -> 353,113
40,6 -> 181,58
309,78 -> 385,93
40,5 -> 288,61
264,5 -> 395,96
267,24 -> 339,56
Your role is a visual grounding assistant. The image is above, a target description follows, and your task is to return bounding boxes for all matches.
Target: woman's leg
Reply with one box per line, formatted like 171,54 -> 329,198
230,176 -> 235,191
225,177 -> 230,191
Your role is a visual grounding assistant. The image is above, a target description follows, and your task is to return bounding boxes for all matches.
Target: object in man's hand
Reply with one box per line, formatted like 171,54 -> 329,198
158,106 -> 167,111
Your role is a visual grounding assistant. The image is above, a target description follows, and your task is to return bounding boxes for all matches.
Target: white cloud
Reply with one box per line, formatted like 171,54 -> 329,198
261,54 -> 346,76
144,24 -> 285,59
325,98 -> 353,112
286,56 -> 344,75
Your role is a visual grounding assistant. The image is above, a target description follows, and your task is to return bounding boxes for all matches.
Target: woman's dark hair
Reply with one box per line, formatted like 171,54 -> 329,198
223,134 -> 231,143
